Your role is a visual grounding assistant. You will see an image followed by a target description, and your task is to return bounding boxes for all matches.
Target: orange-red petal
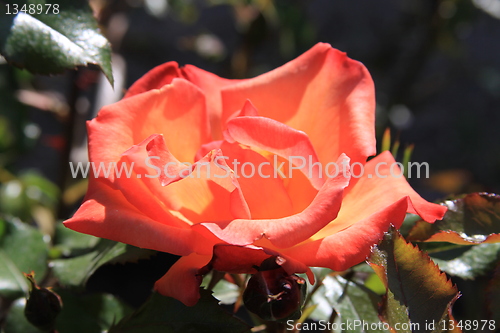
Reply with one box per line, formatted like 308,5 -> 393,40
63,178 -> 205,256
221,43 -> 376,166
125,62 -> 240,139
283,197 -> 409,270
154,253 -> 212,306
314,151 -> 446,239
89,78 -> 210,168
194,154 -> 351,248
224,115 -> 324,190
218,141 -> 294,219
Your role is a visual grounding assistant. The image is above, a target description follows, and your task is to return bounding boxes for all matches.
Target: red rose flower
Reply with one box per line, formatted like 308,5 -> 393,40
64,43 -> 446,306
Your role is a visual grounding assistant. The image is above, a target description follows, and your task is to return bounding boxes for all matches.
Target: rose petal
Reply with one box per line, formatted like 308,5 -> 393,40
195,140 -> 224,161
224,116 -> 324,190
125,62 -> 240,139
221,42 -> 376,166
121,136 -> 251,222
283,197 -> 408,270
194,154 -> 350,248
196,140 -> 318,215
219,141 -> 294,219
154,253 -> 212,306
89,78 -> 210,170
315,151 -> 446,239
226,99 -> 259,123
125,62 -> 184,98
64,178 -> 208,256
206,244 -> 314,283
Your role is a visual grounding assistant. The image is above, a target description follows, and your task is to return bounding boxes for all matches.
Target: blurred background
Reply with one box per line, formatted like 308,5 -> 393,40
1,0 -> 500,324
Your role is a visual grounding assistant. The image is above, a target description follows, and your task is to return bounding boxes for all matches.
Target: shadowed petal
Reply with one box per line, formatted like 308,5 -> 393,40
206,244 -> 314,283
154,253 -> 212,306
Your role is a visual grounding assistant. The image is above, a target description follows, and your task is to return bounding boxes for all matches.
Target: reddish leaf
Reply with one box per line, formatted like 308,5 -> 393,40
407,193 -> 500,244
368,228 -> 460,333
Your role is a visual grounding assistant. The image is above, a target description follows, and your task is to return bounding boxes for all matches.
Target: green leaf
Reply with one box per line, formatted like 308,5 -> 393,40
0,216 -> 48,299
208,274 -> 240,305
109,289 -> 251,333
0,0 -> 113,85
408,193 -> 500,244
402,144 -> 414,178
50,239 -> 155,286
19,171 -> 60,210
51,222 -> 100,258
330,276 -> 389,333
381,128 -> 391,153
3,291 -> 132,333
308,272 -> 388,332
54,289 -> 133,333
2,298 -> 45,333
368,228 -> 459,332
431,243 -> 500,279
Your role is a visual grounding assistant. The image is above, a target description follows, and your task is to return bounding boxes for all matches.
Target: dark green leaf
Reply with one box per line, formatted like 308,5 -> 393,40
328,276 -> 389,333
0,216 -> 48,299
408,193 -> 500,244
2,298 -> 45,333
368,228 -> 459,333
431,243 -> 500,279
203,272 -> 239,305
109,289 -> 251,333
19,171 -> 60,210
52,222 -> 100,257
0,0 -> 113,85
307,269 -> 388,333
54,289 -> 133,333
50,239 -> 155,286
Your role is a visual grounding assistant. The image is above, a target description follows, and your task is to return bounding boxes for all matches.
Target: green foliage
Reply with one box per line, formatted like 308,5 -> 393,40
109,289 -> 251,333
408,193 -> 500,244
50,238 -> 155,287
0,171 -> 60,221
54,289 -> 133,333
0,0 -> 113,85
4,291 -> 133,333
316,275 -> 388,333
431,243 -> 500,279
0,215 -> 48,299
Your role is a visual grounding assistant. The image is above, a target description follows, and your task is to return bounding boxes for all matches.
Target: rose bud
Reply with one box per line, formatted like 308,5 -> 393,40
243,265 -> 306,321
23,272 -> 62,331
